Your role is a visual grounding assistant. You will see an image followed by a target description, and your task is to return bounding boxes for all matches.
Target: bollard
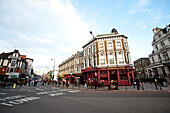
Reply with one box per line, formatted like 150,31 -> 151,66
13,83 -> 16,88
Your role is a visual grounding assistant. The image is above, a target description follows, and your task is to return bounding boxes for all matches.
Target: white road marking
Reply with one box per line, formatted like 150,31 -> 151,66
0,93 -> 6,95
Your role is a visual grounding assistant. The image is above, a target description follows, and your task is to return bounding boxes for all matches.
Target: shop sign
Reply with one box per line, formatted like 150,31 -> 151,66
101,67 -> 125,70
8,73 -> 19,78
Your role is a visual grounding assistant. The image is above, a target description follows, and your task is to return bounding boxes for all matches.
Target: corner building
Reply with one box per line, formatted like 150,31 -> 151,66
82,28 -> 134,85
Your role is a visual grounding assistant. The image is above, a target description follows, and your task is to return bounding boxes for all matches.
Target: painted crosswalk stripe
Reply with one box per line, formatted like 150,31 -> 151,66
0,93 -> 6,95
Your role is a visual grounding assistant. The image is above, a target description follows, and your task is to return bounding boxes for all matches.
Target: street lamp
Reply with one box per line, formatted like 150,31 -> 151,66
90,31 -> 97,89
51,59 -> 55,82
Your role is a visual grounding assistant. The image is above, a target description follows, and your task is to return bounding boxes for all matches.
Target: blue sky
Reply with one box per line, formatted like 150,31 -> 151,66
0,0 -> 169,71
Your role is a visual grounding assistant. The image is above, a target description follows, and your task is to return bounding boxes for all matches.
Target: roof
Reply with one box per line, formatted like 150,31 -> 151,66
82,33 -> 128,48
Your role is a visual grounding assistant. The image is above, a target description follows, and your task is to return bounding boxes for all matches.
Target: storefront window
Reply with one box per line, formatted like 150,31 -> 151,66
120,74 -> 127,80
100,71 -> 107,74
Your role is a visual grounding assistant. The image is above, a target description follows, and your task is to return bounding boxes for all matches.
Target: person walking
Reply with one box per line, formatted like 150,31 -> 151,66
155,78 -> 158,90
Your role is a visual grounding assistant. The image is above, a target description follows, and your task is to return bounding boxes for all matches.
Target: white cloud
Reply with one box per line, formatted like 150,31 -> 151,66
121,19 -> 128,24
139,0 -> 149,7
141,25 -> 147,30
128,0 -> 150,15
0,0 -> 91,71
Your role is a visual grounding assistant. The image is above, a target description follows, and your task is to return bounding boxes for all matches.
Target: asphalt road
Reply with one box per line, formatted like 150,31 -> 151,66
0,85 -> 170,113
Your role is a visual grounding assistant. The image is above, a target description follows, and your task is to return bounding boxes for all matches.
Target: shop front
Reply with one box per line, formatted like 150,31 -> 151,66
82,66 -> 134,86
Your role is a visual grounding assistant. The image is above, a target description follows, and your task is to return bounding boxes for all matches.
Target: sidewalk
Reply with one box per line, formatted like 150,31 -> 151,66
52,82 -> 170,92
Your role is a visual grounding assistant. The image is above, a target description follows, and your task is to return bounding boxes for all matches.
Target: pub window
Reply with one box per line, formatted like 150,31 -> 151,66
99,42 -> 104,51
120,74 -> 127,80
100,54 -> 105,65
124,41 -> 127,49
100,71 -> 107,74
116,41 -> 121,49
117,53 -> 124,64
107,42 -> 113,50
108,53 -> 115,64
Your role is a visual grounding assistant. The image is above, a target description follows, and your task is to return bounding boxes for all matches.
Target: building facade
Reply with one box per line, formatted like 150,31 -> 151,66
82,28 -> 134,86
146,24 -> 170,83
0,49 -> 33,82
58,51 -> 83,81
134,58 -> 150,79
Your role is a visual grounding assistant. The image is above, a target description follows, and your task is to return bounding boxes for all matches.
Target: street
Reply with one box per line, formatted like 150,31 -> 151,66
0,85 -> 170,113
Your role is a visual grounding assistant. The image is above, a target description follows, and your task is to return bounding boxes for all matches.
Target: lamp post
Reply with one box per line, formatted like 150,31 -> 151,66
51,59 -> 55,82
90,31 -> 97,89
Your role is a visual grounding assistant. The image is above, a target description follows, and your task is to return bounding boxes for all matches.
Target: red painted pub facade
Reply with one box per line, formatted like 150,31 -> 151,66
82,66 -> 134,86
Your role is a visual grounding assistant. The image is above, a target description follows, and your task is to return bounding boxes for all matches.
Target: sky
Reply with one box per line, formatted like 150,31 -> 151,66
0,0 -> 169,72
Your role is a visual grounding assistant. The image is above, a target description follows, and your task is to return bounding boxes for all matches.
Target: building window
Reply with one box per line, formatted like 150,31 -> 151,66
81,58 -> 83,63
11,61 -> 16,67
108,53 -> 115,64
77,67 -> 79,73
81,65 -> 84,69
163,51 -> 169,60
158,33 -> 161,38
126,53 -> 130,64
161,41 -> 165,48
116,41 -> 121,49
3,59 -> 8,66
77,58 -> 79,64
124,41 -> 127,49
158,54 -> 162,61
85,50 -> 87,56
99,42 -> 104,51
107,42 -> 113,50
155,45 -> 158,51
152,57 -> 155,63
89,58 -> 91,66
89,47 -> 91,55
85,60 -> 87,67
100,54 -> 105,65
117,53 -> 124,64
0,59 -> 1,65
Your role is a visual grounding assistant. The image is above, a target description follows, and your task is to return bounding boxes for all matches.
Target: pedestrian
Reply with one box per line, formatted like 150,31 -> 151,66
84,80 -> 87,89
155,78 -> 158,90
158,77 -> 162,90
136,78 -> 140,90
134,78 -> 136,89
91,80 -> 93,89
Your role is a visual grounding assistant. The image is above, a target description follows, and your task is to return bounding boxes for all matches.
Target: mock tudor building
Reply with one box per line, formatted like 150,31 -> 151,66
0,49 -> 33,82
146,24 -> 170,83
82,28 -> 134,86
